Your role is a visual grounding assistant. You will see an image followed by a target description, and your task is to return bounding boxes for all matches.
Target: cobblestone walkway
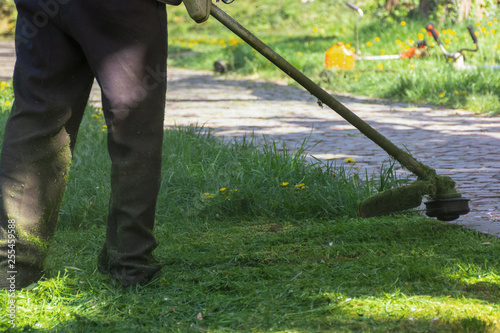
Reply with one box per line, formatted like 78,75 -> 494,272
1,41 -> 499,237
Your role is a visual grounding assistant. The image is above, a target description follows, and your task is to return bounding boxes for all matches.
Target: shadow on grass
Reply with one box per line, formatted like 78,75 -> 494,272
4,215 -> 498,332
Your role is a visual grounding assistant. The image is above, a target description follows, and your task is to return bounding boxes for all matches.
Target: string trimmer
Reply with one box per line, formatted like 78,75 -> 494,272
204,3 -> 470,220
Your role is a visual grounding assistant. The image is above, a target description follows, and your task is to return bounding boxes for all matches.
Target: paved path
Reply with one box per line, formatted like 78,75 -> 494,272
1,41 -> 499,237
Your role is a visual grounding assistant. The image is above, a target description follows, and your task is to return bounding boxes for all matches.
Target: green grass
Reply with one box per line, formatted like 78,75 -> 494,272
165,1 -> 500,115
1,82 -> 500,332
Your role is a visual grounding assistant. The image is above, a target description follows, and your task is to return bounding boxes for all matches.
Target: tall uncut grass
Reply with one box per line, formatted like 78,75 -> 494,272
62,105 -> 385,227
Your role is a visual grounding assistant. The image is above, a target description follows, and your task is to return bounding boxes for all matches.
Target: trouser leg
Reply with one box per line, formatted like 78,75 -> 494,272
0,0 -> 94,289
66,0 -> 168,286
1,0 -> 168,288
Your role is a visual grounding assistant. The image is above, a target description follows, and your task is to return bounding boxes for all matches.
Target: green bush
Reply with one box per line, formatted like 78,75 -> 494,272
0,0 -> 15,36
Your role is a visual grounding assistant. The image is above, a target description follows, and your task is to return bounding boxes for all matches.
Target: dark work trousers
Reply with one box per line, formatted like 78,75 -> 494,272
0,0 -> 168,288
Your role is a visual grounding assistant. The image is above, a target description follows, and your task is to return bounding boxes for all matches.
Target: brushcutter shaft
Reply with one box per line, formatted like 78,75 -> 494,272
210,4 -> 428,178
346,2 -> 360,11
426,23 -> 441,45
346,1 -> 363,16
467,25 -> 478,45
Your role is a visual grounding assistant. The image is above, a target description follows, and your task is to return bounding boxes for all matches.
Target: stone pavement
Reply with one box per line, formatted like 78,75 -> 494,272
1,40 -> 499,238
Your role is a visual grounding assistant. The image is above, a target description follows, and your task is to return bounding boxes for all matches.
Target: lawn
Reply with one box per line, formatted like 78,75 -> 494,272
0,80 -> 499,332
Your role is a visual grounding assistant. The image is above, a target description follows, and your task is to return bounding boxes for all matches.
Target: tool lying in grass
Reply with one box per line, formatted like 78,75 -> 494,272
426,22 -> 500,70
324,2 -> 427,70
209,3 -> 470,221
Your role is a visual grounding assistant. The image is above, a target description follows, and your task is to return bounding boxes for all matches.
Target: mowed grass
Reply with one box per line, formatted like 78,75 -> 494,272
165,1 -> 500,115
0,81 -> 500,332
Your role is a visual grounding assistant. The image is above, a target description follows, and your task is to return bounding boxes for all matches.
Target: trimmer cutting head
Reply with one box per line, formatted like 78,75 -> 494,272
425,197 -> 470,221
358,175 -> 470,221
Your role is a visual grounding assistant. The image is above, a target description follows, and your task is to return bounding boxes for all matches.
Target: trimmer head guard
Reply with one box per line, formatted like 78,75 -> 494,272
425,197 -> 470,221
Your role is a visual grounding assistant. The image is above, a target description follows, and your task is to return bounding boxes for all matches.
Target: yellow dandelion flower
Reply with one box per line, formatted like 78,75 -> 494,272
377,63 -> 384,70
312,27 -> 318,33
488,21 -> 493,26
455,90 -> 459,95
295,183 -> 306,189
439,92 -> 446,98
380,49 -> 386,55
418,33 -> 424,40
220,188 -> 227,192
444,38 -> 451,44
296,52 -> 303,56
280,182 -> 289,187
442,29 -> 447,34
476,22 -> 481,26
400,21 -> 406,26
374,37 -> 380,42
228,38 -> 239,46
409,64 -> 415,70
4,101 -> 11,106
491,29 -> 496,34
344,158 -> 355,162
366,41 -> 373,47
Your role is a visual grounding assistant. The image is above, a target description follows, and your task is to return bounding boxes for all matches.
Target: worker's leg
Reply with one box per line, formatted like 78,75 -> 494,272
0,0 -> 94,289
66,0 -> 168,286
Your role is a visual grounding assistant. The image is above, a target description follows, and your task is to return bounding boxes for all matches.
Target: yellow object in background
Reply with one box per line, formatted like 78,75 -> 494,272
325,43 -> 356,70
